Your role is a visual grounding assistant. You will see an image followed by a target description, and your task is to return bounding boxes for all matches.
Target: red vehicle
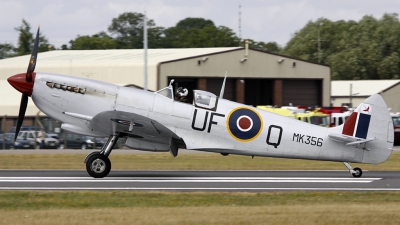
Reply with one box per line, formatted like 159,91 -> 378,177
391,113 -> 400,145
316,107 -> 349,127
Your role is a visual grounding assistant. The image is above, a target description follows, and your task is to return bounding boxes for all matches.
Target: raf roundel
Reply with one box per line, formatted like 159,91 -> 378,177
226,107 -> 263,142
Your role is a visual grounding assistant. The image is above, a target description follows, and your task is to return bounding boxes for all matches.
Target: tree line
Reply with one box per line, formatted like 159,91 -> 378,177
2,12 -> 400,80
283,13 -> 400,80
0,12 -> 280,58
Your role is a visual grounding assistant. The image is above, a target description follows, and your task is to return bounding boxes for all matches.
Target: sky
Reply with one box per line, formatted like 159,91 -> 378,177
1,0 -> 400,49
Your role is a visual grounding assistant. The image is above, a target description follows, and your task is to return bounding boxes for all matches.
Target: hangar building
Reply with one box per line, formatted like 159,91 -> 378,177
332,80 -> 400,112
0,47 -> 331,133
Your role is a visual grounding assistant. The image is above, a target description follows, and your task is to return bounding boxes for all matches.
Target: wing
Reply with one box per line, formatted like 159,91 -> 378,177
87,110 -> 181,153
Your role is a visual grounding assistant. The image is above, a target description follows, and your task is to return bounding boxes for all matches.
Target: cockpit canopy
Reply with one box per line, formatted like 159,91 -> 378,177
193,90 -> 217,111
154,82 -> 219,111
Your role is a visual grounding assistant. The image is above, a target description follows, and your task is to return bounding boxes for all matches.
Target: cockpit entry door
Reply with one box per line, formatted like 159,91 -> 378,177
155,86 -> 174,100
153,86 -> 174,115
193,90 -> 218,111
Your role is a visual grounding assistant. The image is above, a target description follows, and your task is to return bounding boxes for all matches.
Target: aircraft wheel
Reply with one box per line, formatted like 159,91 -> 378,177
352,167 -> 362,178
86,153 -> 111,178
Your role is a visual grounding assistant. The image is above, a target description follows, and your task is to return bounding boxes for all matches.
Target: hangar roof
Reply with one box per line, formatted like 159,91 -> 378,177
0,47 -> 242,91
0,47 -> 241,68
0,47 -> 241,116
332,80 -> 400,96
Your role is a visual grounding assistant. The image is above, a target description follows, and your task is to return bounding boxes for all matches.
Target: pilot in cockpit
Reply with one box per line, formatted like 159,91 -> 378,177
175,87 -> 188,103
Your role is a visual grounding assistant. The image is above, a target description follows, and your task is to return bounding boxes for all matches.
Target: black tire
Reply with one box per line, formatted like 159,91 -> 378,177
85,153 -> 111,178
81,143 -> 87,150
352,167 -> 362,178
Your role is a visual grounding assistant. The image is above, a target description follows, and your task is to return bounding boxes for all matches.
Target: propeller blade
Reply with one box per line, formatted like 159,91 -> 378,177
14,93 -> 29,142
26,26 -> 40,82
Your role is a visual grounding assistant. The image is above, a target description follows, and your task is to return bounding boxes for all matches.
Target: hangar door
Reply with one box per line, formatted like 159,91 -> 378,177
282,80 -> 322,107
244,79 -> 274,106
205,78 -> 235,101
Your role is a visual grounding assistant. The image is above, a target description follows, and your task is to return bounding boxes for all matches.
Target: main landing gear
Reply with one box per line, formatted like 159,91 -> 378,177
343,162 -> 362,178
84,135 -> 119,178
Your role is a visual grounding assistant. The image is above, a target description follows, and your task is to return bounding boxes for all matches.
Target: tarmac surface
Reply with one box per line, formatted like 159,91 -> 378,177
0,170 -> 398,191
0,147 -> 399,191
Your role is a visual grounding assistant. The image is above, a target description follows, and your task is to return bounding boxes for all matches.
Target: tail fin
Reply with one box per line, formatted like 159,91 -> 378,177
342,94 -> 393,142
329,94 -> 393,163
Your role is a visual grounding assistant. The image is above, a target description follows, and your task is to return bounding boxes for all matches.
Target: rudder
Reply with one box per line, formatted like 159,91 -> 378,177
341,94 -> 393,163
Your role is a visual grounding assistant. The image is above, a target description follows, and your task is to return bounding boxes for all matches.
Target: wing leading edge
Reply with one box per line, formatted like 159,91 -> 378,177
88,110 -> 181,154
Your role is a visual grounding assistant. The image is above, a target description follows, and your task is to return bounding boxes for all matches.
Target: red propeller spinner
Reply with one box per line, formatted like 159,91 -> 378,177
7,72 -> 36,96
7,26 -> 40,142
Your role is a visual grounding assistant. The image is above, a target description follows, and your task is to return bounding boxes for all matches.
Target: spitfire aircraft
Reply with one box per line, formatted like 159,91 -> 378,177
8,28 -> 394,178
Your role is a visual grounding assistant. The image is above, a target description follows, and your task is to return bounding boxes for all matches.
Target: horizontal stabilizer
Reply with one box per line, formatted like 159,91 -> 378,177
328,133 -> 376,146
328,133 -> 360,142
346,138 -> 376,146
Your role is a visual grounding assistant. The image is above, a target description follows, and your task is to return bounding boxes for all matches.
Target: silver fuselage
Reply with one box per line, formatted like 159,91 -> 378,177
32,72 -> 393,164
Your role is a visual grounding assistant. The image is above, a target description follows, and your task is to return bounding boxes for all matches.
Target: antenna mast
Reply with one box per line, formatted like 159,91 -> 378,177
143,11 -> 148,91
238,4 -> 242,43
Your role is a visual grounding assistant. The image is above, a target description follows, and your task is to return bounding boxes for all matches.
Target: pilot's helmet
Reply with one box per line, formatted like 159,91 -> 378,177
176,87 -> 188,97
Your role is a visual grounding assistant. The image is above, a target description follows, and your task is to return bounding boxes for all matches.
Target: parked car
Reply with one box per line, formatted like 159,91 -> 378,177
392,113 -> 400,145
17,130 -> 59,149
0,133 -> 15,149
47,133 -> 59,140
9,126 -> 44,133
13,133 -> 34,149
58,132 -> 105,149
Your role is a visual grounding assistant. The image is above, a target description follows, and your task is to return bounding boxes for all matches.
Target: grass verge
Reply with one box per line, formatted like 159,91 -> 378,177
1,191 -> 400,225
1,152 -> 399,225
0,151 -> 400,170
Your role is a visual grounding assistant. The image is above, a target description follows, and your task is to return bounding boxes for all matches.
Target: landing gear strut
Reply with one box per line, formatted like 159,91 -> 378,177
343,162 -> 362,178
84,135 -> 119,178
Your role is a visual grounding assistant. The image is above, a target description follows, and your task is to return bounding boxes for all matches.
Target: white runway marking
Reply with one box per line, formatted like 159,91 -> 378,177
0,177 -> 381,183
0,177 -> 388,191
0,187 -> 399,191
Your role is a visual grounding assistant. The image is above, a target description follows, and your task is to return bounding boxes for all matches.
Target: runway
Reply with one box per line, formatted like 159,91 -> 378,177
0,170 -> 399,191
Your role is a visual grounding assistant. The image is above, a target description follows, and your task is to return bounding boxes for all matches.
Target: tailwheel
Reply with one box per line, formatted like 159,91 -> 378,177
343,162 -> 363,178
352,167 -> 362,178
85,153 -> 111,178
